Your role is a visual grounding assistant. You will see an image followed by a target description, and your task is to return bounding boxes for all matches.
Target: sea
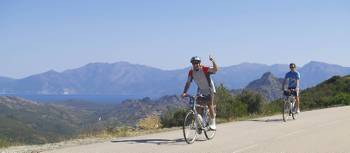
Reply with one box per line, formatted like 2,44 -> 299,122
0,94 -> 146,104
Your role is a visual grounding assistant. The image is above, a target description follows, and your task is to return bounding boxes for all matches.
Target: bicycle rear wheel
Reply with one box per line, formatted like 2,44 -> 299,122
183,111 -> 197,144
204,111 -> 216,140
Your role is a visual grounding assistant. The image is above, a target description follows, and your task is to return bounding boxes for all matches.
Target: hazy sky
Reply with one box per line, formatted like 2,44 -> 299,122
1,0 -> 350,78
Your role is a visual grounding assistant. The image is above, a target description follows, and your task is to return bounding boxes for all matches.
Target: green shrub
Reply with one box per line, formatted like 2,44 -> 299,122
216,84 -> 248,119
332,93 -> 350,105
237,90 -> 266,114
0,138 -> 10,148
160,109 -> 187,128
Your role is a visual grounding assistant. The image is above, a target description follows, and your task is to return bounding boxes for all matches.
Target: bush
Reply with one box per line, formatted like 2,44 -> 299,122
137,115 -> 161,130
262,99 -> 282,115
0,138 -> 10,148
237,90 -> 266,114
216,84 -> 248,119
332,93 -> 350,106
105,126 -> 135,137
160,109 -> 187,128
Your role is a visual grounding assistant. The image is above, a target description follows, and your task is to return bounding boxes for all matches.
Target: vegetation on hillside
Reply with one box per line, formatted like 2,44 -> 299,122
161,84 -> 275,127
301,75 -> 350,110
161,75 -> 350,127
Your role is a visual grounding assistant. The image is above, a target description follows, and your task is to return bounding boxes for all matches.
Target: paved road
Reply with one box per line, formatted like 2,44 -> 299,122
45,106 -> 350,153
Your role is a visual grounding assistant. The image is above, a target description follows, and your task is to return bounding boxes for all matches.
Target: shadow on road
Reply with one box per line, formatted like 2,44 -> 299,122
249,118 -> 283,122
111,138 -> 185,145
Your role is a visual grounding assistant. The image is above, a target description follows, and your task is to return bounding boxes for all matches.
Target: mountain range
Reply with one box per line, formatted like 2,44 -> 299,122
1,61 -> 350,98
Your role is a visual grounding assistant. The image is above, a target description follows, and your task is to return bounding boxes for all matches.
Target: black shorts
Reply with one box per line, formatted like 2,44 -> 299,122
197,94 -> 214,105
284,88 -> 299,96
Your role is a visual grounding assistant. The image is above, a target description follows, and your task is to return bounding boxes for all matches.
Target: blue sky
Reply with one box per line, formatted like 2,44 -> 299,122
1,0 -> 350,78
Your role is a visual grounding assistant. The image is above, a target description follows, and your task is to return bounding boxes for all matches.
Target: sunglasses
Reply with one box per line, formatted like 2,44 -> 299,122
191,61 -> 200,65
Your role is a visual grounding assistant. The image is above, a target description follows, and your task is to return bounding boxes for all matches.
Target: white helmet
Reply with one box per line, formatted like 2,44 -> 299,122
190,56 -> 201,63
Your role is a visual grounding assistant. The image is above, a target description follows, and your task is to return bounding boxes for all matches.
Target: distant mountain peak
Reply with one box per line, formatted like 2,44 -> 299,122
247,72 -> 281,88
304,61 -> 341,68
308,61 -> 326,64
245,72 -> 284,101
45,70 -> 59,73
261,72 -> 274,80
41,70 -> 60,76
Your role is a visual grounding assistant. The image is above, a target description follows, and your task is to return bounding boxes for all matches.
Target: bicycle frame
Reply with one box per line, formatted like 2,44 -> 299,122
188,95 -> 208,129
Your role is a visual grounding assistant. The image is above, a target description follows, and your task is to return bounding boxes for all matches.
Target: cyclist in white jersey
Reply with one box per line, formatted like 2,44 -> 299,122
182,55 -> 218,130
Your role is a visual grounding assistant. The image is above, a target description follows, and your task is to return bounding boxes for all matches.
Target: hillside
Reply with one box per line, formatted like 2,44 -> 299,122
0,95 -> 185,146
301,75 -> 350,109
0,96 -> 83,145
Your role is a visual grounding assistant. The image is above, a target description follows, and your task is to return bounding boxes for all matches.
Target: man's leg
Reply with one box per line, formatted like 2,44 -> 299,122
296,90 -> 300,113
207,94 -> 216,129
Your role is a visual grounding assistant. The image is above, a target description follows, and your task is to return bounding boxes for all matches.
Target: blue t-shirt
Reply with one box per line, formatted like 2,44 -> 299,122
285,71 -> 300,88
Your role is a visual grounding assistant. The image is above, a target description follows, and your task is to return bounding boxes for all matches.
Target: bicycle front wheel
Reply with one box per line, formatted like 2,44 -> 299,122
183,110 -> 197,144
282,101 -> 289,122
291,101 -> 296,120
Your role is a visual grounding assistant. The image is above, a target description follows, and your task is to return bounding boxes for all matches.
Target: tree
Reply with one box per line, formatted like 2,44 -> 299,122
237,90 -> 266,114
216,84 -> 248,119
160,109 -> 187,128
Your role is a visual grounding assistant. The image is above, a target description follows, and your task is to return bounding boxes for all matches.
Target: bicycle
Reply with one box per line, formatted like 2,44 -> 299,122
282,89 -> 297,122
182,94 -> 216,144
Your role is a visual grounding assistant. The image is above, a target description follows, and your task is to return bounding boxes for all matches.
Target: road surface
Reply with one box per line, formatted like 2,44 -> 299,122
44,106 -> 350,153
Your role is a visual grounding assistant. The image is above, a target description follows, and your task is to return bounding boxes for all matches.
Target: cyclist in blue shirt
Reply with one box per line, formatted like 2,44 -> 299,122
282,63 -> 301,113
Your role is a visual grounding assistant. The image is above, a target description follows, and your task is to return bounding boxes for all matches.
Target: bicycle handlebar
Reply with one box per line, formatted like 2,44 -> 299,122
283,89 -> 298,97
182,94 -> 208,108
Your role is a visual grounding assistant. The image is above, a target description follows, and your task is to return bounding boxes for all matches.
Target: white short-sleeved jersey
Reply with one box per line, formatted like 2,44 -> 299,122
187,66 -> 216,95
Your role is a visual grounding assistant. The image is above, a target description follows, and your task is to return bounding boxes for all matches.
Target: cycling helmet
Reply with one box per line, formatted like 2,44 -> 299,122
190,56 -> 201,63
289,63 -> 296,68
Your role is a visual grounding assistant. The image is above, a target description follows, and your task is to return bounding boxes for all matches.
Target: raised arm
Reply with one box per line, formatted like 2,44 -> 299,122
209,55 -> 218,73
